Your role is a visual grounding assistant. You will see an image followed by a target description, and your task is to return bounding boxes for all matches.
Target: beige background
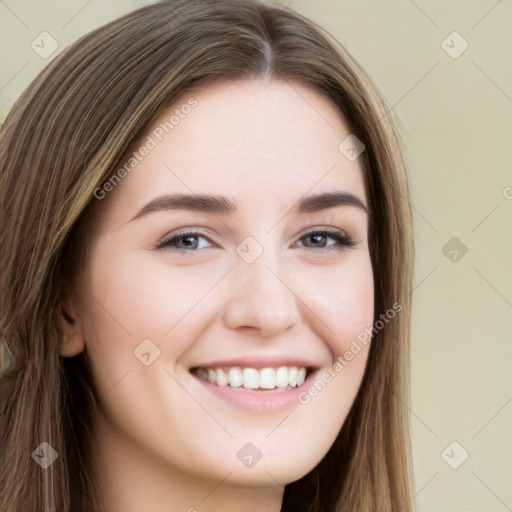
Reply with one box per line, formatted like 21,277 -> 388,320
1,1 -> 511,510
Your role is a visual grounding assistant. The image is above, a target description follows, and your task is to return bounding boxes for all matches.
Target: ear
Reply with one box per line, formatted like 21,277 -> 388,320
58,296 -> 85,357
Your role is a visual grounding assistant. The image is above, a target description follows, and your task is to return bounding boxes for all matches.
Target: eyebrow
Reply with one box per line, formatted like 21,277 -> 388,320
130,191 -> 368,221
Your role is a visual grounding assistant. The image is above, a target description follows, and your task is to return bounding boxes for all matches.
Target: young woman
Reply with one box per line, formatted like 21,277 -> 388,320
0,1 -> 415,510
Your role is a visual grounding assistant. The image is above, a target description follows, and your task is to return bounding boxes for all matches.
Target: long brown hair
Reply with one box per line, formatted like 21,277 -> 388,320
0,1 -> 415,510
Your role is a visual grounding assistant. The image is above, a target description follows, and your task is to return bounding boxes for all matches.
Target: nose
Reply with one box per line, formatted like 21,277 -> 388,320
222,252 -> 301,338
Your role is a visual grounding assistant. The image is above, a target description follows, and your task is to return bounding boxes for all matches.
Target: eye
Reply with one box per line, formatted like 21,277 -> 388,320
154,228 -> 354,252
297,229 -> 353,250
155,230 -> 213,251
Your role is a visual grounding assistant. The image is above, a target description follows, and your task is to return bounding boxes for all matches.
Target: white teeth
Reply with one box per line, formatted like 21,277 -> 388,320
195,365 -> 309,390
228,367 -> 243,388
297,367 -> 306,386
289,367 -> 297,387
216,368 -> 228,387
243,368 -> 259,389
259,368 -> 275,389
275,366 -> 289,388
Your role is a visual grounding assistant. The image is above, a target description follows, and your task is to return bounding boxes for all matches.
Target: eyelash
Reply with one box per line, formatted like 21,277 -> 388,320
154,228 -> 354,252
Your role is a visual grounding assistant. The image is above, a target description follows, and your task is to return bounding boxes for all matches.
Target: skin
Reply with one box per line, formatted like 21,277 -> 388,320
60,78 -> 374,512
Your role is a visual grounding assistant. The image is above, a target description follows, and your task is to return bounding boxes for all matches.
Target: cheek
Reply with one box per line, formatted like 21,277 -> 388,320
79,250 -> 227,383
302,253 -> 374,357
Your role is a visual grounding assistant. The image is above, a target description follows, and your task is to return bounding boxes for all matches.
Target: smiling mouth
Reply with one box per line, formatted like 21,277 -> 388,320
191,366 -> 310,391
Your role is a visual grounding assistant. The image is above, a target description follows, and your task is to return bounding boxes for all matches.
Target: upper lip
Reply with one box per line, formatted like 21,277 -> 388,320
190,356 -> 321,371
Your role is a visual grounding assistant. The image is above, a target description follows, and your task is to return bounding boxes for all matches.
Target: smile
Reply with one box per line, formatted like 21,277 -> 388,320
192,366 -> 308,391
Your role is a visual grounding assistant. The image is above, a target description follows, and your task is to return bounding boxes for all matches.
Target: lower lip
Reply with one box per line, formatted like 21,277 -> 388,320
192,372 -> 316,412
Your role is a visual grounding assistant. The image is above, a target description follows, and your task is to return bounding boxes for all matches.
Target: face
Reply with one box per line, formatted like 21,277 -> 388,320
68,79 -> 373,491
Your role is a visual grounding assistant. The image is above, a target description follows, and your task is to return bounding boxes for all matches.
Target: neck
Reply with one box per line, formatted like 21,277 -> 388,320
93,412 -> 284,512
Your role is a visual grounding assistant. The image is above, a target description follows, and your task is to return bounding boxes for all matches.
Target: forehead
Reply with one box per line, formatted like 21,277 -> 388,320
99,79 -> 366,221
